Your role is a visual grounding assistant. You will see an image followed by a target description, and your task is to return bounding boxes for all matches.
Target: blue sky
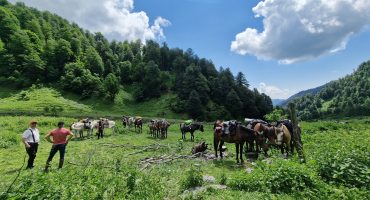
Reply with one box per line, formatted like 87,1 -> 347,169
10,0 -> 370,99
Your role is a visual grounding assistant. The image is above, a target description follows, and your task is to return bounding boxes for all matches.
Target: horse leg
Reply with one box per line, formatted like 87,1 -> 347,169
240,143 -> 244,163
214,138 -> 218,158
235,143 -> 239,163
191,132 -> 194,141
219,141 -> 224,159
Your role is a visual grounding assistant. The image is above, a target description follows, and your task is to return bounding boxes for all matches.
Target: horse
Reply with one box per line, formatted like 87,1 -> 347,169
157,119 -> 170,138
97,118 -> 116,134
180,122 -> 204,141
253,122 -> 278,156
276,124 -> 292,156
213,121 -> 255,163
276,119 -> 295,154
134,118 -> 143,133
71,119 -> 95,138
148,120 -> 159,137
123,116 -> 135,130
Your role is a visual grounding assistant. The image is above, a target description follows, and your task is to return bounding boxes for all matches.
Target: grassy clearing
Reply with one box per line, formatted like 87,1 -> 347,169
0,86 -> 184,119
0,116 -> 369,199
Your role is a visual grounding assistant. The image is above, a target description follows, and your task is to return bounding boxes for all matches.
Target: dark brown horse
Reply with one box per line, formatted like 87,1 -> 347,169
213,121 -> 255,163
180,122 -> 204,141
134,118 -> 143,133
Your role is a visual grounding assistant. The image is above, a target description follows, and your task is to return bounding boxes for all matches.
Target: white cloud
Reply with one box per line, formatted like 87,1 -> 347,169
231,0 -> 370,64
10,0 -> 170,42
258,82 -> 291,99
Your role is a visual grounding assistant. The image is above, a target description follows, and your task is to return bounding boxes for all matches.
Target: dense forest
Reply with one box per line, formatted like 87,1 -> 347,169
0,1 -> 273,120
288,61 -> 370,120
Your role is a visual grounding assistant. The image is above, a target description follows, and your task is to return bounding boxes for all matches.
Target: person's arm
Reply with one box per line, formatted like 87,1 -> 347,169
66,130 -> 74,143
22,138 -> 31,148
22,130 -> 31,148
45,131 -> 53,143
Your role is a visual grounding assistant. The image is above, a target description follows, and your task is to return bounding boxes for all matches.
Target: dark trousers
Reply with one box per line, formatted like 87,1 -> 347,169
25,143 -> 38,169
98,129 -> 104,139
46,144 -> 66,169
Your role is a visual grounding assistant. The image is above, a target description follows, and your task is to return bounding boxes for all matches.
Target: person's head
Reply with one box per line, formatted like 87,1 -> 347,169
30,120 -> 37,128
57,121 -> 64,128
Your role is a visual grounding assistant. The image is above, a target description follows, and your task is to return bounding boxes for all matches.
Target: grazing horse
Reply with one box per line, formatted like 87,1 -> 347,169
148,119 -> 159,137
253,123 -> 278,155
276,124 -> 292,156
122,116 -> 135,130
213,121 -> 255,163
180,122 -> 204,141
134,118 -> 143,133
157,119 -> 170,138
71,120 -> 96,138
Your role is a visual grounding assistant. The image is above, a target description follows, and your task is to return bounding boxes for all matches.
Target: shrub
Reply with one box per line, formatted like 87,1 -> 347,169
229,160 -> 319,195
318,150 -> 370,189
180,166 -> 203,191
219,173 -> 227,185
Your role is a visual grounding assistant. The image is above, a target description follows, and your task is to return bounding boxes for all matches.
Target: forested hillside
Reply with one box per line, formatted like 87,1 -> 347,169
279,83 -> 328,106
0,0 -> 272,120
289,61 -> 370,120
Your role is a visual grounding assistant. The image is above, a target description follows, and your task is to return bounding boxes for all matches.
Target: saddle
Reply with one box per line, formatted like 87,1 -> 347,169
246,119 -> 269,129
221,120 -> 239,136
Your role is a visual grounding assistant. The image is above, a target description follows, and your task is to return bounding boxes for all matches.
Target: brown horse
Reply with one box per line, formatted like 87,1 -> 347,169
157,119 -> 170,138
148,120 -> 158,137
253,123 -> 278,156
276,124 -> 292,156
134,118 -> 143,133
213,121 -> 255,163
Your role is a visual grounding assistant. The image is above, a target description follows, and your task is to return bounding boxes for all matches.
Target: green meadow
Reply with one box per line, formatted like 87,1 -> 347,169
0,116 -> 369,199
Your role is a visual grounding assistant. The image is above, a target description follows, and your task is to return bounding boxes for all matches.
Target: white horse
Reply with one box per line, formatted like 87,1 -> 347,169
123,116 -> 135,130
71,120 -> 97,138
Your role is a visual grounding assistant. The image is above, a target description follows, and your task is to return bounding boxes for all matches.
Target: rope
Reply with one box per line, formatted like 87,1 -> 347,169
2,154 -> 27,196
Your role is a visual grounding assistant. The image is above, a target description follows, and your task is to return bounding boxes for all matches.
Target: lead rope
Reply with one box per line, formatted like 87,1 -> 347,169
2,154 -> 27,197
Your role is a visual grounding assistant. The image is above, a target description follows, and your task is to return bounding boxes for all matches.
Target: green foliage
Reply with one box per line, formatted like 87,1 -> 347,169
219,173 -> 227,185
104,73 -> 119,101
318,150 -> 369,189
181,166 -> 204,191
187,90 -> 203,119
291,61 -> 370,119
264,108 -> 288,122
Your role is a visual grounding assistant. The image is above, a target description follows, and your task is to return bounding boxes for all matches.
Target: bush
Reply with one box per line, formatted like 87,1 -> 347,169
229,160 -> 319,195
318,150 -> 370,189
180,166 -> 203,191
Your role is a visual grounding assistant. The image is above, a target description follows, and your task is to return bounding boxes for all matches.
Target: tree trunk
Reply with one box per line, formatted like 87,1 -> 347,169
288,103 -> 306,163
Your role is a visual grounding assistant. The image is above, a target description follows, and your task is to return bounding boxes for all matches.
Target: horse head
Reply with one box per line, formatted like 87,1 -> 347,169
199,124 -> 204,132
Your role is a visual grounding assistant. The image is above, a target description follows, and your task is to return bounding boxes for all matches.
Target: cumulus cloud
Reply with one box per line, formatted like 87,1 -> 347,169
231,0 -> 370,64
10,0 -> 170,42
258,82 -> 291,99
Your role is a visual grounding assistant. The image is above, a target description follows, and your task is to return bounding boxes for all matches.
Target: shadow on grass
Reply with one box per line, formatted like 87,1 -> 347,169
212,159 -> 244,171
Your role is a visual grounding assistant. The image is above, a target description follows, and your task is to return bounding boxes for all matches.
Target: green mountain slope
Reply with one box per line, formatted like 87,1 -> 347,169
0,1 -> 273,120
291,61 -> 370,120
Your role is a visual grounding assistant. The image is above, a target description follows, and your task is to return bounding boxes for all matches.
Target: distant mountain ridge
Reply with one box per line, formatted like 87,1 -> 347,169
272,99 -> 285,106
278,83 -> 329,106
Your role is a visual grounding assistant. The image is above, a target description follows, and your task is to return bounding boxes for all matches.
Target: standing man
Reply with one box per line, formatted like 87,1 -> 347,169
44,122 -> 74,171
22,120 -> 40,169
97,119 -> 105,139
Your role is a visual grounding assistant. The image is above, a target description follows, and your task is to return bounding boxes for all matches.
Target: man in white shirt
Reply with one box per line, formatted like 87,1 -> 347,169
22,120 -> 40,169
